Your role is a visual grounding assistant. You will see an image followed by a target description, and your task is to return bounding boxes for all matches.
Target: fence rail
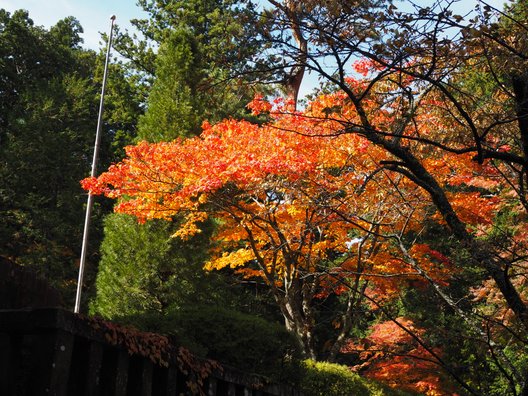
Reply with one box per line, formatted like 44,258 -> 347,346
0,308 -> 300,396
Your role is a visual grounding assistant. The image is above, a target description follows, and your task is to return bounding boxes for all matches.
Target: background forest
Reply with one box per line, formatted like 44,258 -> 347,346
2,1 -> 528,395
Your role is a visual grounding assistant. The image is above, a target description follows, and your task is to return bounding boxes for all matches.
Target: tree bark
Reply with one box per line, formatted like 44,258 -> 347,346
268,0 -> 307,110
275,288 -> 317,360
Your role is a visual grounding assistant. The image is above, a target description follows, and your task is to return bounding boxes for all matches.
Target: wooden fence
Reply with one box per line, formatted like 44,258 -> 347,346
0,308 -> 301,396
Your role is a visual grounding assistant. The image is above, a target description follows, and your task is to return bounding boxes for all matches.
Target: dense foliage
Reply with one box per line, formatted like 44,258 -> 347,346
90,1 -> 287,384
90,213 -> 213,318
0,10 -> 141,302
6,1 -> 528,394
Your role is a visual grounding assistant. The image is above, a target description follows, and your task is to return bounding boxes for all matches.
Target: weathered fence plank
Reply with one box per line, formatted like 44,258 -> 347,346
141,360 -> 153,396
166,366 -> 179,396
49,330 -> 75,396
85,341 -> 104,396
0,333 -> 11,395
115,350 -> 130,396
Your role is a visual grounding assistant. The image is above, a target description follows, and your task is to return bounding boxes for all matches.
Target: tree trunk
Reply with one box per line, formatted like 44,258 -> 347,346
274,283 -> 317,360
268,0 -> 307,110
512,74 -> 528,209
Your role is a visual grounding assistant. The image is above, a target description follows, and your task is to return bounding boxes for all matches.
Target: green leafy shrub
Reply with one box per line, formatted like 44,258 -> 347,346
300,360 -> 414,396
171,305 -> 299,376
120,304 -> 300,380
300,360 -> 369,396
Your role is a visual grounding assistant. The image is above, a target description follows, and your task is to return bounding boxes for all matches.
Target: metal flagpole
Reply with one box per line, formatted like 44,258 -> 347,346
74,15 -> 116,314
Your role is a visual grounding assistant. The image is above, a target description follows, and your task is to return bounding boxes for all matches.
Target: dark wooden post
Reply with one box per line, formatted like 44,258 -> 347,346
85,341 -> 104,396
0,333 -> 11,395
243,387 -> 252,396
49,330 -> 75,396
141,360 -> 153,396
31,329 -> 74,396
166,366 -> 179,396
114,350 -> 130,396
208,377 -> 218,396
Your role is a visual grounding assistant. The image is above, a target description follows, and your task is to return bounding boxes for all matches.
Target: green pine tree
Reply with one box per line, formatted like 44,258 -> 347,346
92,0 -> 273,320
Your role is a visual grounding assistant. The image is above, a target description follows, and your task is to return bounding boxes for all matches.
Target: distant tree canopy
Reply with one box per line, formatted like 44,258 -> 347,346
0,9 -> 141,302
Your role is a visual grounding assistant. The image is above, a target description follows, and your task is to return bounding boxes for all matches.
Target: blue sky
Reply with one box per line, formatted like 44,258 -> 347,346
1,0 -> 511,98
0,0 -> 148,50
1,1 -> 511,51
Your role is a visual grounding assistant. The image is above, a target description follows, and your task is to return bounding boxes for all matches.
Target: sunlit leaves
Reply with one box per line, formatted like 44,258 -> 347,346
84,59 -> 518,367
344,318 -> 459,396
84,64 -> 510,298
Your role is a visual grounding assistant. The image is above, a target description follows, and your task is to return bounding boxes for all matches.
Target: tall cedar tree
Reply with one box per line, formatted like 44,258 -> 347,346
92,0 -> 278,327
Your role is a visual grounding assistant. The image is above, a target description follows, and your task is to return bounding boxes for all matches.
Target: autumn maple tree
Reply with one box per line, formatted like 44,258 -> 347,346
83,0 -> 528,392
82,56 -> 504,369
251,0 -> 528,392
